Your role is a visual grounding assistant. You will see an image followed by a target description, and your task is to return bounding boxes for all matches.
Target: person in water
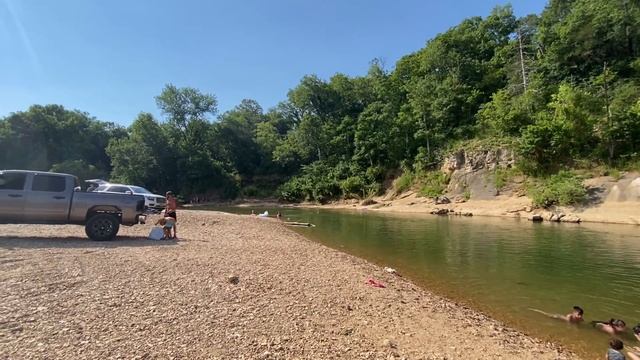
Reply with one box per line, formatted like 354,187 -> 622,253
628,325 -> 640,360
530,306 -> 584,323
593,319 -> 627,336
607,339 -> 626,360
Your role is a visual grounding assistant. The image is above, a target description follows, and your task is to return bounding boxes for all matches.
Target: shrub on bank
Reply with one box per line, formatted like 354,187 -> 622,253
528,171 -> 587,208
418,171 -> 450,198
393,171 -> 414,195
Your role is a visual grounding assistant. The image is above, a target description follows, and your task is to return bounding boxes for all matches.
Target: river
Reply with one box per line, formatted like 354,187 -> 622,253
204,206 -> 640,358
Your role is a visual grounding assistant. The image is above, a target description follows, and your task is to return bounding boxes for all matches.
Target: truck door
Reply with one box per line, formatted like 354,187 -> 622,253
24,173 -> 73,223
0,171 -> 28,223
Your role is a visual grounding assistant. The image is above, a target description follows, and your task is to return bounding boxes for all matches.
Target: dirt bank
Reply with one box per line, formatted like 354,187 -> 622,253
1,211 -> 576,359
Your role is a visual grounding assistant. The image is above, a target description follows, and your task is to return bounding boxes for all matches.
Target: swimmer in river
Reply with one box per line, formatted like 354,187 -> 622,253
592,319 -> 627,336
628,325 -> 640,360
530,306 -> 584,324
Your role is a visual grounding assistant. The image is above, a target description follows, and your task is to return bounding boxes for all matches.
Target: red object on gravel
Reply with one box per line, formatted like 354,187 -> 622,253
366,278 -> 386,288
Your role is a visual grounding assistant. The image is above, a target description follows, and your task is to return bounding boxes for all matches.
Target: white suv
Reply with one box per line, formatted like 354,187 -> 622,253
94,184 -> 166,209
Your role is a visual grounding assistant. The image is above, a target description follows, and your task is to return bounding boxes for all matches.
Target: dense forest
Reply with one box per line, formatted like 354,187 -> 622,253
1,0 -> 640,205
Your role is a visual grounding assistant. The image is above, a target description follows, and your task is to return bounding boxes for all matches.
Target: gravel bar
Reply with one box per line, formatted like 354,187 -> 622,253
0,210 -> 577,359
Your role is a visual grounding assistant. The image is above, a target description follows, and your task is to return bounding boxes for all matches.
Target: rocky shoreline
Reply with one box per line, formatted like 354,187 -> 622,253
0,211 -> 576,359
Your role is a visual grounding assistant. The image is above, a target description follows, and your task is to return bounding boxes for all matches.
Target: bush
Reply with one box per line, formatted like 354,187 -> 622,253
528,171 -> 587,208
393,171 -> 414,195
494,167 -> 520,190
417,171 -> 449,198
340,176 -> 366,198
241,185 -> 259,197
278,177 -> 311,202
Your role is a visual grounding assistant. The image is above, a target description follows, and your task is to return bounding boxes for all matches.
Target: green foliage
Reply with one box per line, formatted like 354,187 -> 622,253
494,167 -> 520,190
528,171 -> 587,208
4,0 -> 640,204
417,171 -> 450,198
463,188 -> 472,201
50,160 -> 107,184
393,171 -> 415,195
340,176 -> 366,198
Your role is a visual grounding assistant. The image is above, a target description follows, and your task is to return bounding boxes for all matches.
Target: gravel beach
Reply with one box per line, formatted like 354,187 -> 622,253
0,210 -> 577,359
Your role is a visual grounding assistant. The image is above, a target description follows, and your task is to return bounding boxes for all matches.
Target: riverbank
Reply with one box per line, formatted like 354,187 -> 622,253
310,191 -> 640,226
0,211 -> 575,359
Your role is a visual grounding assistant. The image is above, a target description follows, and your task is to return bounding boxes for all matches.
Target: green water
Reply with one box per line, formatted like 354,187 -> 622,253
204,206 -> 640,358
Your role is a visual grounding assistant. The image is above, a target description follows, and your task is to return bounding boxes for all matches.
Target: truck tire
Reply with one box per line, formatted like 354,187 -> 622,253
85,214 -> 120,241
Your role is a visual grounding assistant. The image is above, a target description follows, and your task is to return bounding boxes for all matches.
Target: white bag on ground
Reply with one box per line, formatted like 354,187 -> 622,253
148,227 -> 164,240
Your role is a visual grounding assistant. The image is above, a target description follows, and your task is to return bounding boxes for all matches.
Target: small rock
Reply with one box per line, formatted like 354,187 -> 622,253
384,267 -> 397,275
361,199 -> 377,206
435,196 -> 450,205
462,212 -> 473,217
382,339 -> 398,349
430,208 -> 449,215
228,275 -> 239,285
453,196 -> 467,203
560,214 -> 581,223
529,215 -> 543,222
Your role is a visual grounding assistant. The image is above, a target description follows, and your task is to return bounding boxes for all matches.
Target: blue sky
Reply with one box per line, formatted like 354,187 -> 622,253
1,0 -> 547,125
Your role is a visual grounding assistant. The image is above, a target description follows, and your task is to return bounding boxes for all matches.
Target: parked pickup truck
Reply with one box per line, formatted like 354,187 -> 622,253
0,170 -> 146,241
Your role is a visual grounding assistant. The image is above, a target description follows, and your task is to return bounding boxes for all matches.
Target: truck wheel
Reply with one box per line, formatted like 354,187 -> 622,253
85,214 -> 120,241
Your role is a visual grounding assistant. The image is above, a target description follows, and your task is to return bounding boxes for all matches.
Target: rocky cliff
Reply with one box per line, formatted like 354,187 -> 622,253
440,148 -> 517,200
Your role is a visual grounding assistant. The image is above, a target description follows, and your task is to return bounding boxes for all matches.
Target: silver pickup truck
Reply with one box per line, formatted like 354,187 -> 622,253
0,170 -> 146,241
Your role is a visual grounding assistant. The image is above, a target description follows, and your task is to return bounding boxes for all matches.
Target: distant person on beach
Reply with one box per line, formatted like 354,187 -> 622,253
276,212 -> 282,220
593,319 -> 627,336
530,306 -> 584,323
634,324 -> 640,342
608,339 -> 626,360
165,191 -> 178,239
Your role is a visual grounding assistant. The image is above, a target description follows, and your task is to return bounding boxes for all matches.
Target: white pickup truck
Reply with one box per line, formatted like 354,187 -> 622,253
0,170 -> 146,240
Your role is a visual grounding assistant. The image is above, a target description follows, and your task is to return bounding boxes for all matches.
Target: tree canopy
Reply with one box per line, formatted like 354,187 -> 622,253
1,0 -> 639,201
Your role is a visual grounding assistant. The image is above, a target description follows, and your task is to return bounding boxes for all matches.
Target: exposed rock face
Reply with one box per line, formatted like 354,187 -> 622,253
441,148 -> 516,200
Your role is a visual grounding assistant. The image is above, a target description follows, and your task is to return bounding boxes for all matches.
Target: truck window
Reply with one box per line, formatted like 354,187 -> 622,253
0,173 -> 27,190
108,186 -> 130,193
32,174 -> 66,192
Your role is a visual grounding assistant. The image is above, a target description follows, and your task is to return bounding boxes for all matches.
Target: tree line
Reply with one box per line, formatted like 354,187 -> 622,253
1,0 -> 639,203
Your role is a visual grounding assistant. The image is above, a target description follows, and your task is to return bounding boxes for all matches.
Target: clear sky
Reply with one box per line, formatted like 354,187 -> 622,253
0,0 -> 548,125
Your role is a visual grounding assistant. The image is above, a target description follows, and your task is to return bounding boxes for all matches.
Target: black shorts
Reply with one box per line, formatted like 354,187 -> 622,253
167,211 -> 177,220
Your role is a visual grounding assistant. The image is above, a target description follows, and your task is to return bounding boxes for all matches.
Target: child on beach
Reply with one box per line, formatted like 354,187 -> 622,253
165,191 -> 177,239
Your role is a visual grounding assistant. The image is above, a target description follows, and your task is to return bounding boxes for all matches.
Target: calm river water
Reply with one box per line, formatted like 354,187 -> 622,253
204,206 -> 640,358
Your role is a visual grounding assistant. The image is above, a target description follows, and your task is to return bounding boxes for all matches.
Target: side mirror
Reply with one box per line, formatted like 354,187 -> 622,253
74,186 -> 81,192
125,191 -> 133,195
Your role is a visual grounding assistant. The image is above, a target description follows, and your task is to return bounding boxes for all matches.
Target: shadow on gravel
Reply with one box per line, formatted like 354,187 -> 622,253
0,236 -> 178,249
